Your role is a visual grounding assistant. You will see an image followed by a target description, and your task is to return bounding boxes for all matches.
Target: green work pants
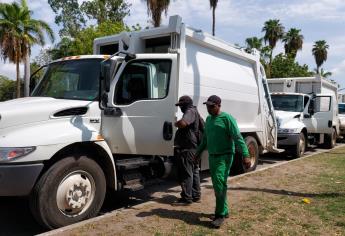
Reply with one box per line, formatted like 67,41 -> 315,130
209,153 -> 234,217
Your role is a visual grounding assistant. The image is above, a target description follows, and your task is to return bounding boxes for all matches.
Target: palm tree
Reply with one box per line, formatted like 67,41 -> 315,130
313,68 -> 332,78
262,19 -> 284,77
209,0 -> 218,36
312,40 -> 329,74
144,0 -> 170,27
21,0 -> 54,96
282,28 -> 303,60
0,2 -> 26,98
245,37 -> 263,53
0,0 -> 54,97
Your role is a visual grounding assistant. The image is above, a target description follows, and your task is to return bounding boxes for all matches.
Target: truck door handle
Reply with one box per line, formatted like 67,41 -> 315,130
163,121 -> 173,140
328,120 -> 332,128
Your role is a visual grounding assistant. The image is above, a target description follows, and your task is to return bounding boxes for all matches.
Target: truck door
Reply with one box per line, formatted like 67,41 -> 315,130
101,54 -> 177,156
312,95 -> 333,134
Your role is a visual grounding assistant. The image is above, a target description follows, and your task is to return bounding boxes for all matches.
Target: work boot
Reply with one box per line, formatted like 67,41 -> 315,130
210,213 -> 229,220
192,198 -> 201,203
172,198 -> 192,206
211,217 -> 225,228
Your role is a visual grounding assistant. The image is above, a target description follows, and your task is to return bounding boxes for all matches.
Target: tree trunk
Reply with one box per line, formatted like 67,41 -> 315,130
24,51 -> 30,97
212,7 -> 215,36
16,60 -> 21,98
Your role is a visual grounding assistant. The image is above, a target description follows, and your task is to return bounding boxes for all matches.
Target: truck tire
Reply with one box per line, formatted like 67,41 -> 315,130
29,156 -> 106,229
324,128 -> 336,149
291,132 -> 306,158
231,136 -> 259,175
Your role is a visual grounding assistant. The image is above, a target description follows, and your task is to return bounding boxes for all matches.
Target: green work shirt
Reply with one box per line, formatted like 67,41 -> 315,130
196,112 -> 249,157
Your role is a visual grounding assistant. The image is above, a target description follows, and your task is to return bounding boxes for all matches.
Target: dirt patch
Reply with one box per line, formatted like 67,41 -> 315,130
49,148 -> 345,236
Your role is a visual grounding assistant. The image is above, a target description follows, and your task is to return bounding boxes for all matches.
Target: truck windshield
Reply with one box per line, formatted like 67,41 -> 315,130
271,95 -> 304,112
32,59 -> 103,101
339,104 -> 345,114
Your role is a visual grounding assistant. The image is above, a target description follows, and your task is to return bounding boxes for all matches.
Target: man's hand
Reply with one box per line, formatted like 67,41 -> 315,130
243,157 -> 251,169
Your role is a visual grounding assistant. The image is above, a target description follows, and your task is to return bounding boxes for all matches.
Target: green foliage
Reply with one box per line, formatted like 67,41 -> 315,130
282,28 -> 304,59
312,40 -> 329,73
81,0 -> 130,24
271,53 -> 313,78
0,75 -> 16,101
48,0 -> 85,37
48,0 -> 130,37
50,21 -> 126,60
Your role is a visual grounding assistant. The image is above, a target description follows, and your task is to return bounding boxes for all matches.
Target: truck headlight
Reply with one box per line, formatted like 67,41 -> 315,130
278,128 -> 299,134
0,147 -> 36,162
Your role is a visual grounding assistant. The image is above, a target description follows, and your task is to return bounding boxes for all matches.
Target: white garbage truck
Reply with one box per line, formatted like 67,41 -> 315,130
268,76 -> 339,158
0,15 -> 278,228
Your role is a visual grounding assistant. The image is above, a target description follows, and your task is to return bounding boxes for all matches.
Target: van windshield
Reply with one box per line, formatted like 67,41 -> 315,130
339,104 -> 345,114
271,94 -> 304,112
32,59 -> 103,101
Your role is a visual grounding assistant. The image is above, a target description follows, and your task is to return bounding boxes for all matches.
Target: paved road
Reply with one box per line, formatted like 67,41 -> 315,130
1,143 -> 343,236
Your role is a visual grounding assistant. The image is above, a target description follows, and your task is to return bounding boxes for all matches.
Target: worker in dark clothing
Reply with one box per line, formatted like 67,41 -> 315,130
174,95 -> 201,204
195,95 -> 251,228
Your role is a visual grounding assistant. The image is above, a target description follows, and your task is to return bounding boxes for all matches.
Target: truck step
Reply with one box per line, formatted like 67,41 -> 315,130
116,158 -> 151,170
123,180 -> 144,191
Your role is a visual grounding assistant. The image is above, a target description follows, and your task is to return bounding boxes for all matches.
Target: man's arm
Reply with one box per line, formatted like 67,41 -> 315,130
227,115 -> 251,168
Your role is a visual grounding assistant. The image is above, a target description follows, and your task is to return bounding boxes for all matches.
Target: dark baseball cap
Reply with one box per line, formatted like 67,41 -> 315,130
175,95 -> 193,106
203,95 -> 221,106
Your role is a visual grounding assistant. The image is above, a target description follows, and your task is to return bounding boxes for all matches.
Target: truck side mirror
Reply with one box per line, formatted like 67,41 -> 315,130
29,76 -> 37,94
100,61 -> 111,93
308,100 -> 315,116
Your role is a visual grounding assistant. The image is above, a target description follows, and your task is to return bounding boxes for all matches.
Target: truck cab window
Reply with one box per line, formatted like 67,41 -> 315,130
315,96 -> 331,112
114,60 -> 171,105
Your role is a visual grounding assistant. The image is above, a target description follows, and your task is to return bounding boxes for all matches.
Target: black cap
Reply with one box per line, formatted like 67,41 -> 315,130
203,95 -> 221,106
175,95 -> 193,106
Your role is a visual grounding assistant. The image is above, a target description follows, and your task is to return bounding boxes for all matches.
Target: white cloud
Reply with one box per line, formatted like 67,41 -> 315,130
0,62 -> 24,80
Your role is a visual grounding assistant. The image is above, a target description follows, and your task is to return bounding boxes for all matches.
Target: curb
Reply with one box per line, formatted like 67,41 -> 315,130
38,144 -> 345,235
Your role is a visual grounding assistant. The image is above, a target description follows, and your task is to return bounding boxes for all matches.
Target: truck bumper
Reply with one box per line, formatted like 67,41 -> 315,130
277,133 -> 300,146
0,163 -> 44,196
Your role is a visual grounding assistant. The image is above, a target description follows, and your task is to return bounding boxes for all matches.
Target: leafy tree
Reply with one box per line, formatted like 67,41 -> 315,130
270,53 -> 313,78
0,75 -> 16,101
50,21 -> 126,60
262,19 -> 285,77
48,0 -> 85,38
312,40 -> 329,74
245,37 -> 263,53
209,0 -> 218,36
144,0 -> 170,27
81,0 -> 130,25
282,28 -> 303,60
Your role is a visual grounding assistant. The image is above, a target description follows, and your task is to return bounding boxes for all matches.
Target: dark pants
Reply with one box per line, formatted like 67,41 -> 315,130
175,149 -> 201,201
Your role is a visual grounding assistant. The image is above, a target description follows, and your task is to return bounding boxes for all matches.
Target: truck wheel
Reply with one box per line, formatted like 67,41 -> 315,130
29,156 -> 106,229
231,136 -> 259,175
291,132 -> 306,158
324,128 -> 336,149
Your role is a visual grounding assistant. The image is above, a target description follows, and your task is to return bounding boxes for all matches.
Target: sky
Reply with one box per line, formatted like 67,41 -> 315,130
1,0 -> 345,88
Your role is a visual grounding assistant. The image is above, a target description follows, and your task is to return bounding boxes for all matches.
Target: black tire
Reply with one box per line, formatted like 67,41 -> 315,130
29,156 -> 106,229
290,132 -> 306,158
324,128 -> 336,149
231,136 -> 259,175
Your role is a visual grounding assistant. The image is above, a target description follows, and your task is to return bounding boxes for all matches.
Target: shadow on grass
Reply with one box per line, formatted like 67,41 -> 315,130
222,187 -> 345,198
136,208 -> 213,228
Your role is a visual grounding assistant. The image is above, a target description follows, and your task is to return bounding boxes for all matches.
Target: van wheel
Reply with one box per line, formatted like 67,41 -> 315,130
324,128 -> 336,149
231,136 -> 259,175
291,132 -> 306,158
29,156 -> 106,229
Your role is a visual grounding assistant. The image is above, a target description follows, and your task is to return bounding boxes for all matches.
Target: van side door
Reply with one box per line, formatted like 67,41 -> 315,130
312,95 -> 333,134
101,54 -> 177,156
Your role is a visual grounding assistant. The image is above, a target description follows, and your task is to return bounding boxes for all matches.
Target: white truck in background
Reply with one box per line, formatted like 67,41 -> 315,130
0,15 -> 278,229
268,76 -> 339,158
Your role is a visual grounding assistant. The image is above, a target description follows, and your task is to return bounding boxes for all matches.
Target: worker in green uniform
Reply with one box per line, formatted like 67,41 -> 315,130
195,95 -> 251,228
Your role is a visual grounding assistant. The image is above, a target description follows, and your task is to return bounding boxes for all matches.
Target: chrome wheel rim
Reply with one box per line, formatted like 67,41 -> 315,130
56,170 -> 96,217
299,135 -> 305,156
